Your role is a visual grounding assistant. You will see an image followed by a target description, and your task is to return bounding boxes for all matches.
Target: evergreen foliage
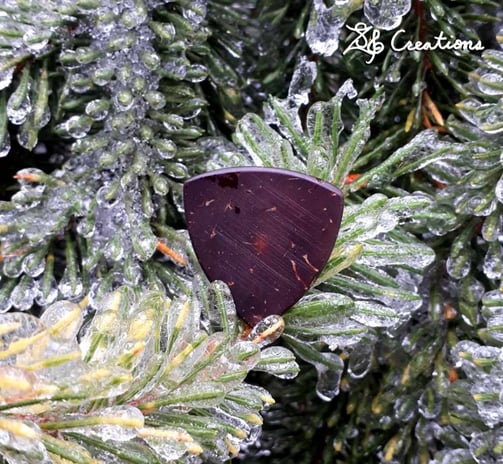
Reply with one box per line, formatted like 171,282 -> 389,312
0,0 -> 502,463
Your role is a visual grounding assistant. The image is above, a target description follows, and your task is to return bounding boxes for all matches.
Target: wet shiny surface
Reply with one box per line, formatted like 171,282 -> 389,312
184,167 -> 344,326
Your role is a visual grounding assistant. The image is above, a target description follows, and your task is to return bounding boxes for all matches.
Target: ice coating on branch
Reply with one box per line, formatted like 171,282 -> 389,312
470,377 -> 503,427
0,0 -> 214,310
358,242 -> 435,268
0,284 -> 296,461
364,0 -> 411,30
480,289 -> 503,346
201,137 -> 250,171
141,429 -> 198,462
6,69 -> 32,125
452,341 -> 502,379
458,58 -> 503,133
340,194 -> 429,240
288,59 -> 317,107
59,115 -> 93,139
431,449 -> 475,464
469,430 -> 503,463
182,0 -> 207,26
0,419 -> 51,463
236,112 -> 304,171
22,250 -> 46,278
306,0 -> 359,56
246,315 -> 285,348
350,301 -> 405,329
254,346 -> 299,379
260,59 -> 317,164
10,276 -> 36,311
0,1 -> 78,154
483,242 -> 502,280
40,300 -> 83,341
483,49 -> 503,73
475,72 -> 503,97
61,406 -> 144,442
496,174 -> 503,204
417,385 -> 442,420
0,131 -> 10,158
0,63 -> 14,91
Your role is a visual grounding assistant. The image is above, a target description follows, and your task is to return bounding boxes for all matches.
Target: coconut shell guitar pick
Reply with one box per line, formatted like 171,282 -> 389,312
183,167 -> 344,326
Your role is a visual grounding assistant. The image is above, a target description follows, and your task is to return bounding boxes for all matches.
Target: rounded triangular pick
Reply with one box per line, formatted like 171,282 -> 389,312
183,167 -> 344,326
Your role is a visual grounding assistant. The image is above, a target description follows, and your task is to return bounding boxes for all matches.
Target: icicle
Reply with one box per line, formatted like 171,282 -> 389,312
306,0 -> 356,56
347,337 -> 375,379
314,352 -> 344,401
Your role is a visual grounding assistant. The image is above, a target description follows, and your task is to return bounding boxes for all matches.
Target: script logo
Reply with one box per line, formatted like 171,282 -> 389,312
343,23 -> 385,63
343,22 -> 484,63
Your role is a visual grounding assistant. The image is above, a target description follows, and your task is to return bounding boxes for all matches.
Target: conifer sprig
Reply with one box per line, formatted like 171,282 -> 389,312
0,282 -> 298,463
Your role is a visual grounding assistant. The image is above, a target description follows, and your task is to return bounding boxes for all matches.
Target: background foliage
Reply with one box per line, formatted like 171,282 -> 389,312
0,0 -> 502,463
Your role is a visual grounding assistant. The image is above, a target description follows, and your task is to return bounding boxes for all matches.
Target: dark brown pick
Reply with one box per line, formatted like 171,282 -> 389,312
183,167 -> 344,326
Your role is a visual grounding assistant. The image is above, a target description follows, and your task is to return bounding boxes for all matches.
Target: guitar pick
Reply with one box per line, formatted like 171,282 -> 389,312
183,167 -> 344,326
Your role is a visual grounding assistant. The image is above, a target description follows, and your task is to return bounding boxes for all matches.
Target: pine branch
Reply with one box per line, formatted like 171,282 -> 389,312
0,281 -> 298,463
0,0 -> 250,313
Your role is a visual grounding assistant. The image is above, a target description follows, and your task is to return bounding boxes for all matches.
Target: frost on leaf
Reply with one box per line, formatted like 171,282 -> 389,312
0,281 -> 298,462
